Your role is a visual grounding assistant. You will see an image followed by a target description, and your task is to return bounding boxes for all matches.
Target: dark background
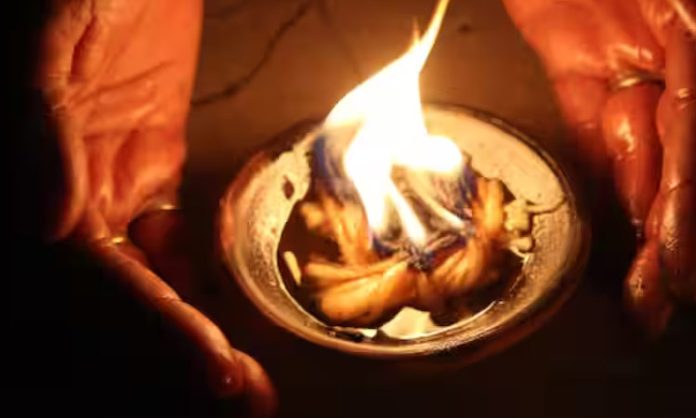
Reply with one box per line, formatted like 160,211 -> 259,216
9,1 -> 696,417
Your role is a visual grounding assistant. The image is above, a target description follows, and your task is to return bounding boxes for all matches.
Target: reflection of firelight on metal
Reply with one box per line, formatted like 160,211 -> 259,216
218,104 -> 588,359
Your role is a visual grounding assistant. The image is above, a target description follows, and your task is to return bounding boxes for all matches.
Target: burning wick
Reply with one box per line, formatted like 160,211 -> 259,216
282,0 -> 539,327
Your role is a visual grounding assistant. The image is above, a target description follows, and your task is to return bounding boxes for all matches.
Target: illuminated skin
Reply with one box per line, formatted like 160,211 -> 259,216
28,0 -> 693,410
503,0 -> 696,334
33,0 -> 275,415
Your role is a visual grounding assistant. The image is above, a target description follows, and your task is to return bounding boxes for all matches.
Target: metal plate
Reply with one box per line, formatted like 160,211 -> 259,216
218,104 -> 588,359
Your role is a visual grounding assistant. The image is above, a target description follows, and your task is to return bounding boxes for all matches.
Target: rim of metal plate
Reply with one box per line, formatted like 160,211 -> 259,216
218,103 -> 589,359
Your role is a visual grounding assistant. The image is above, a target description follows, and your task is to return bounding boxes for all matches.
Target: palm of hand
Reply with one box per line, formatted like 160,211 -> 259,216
504,0 -> 696,333
36,1 -> 276,413
40,0 -> 200,240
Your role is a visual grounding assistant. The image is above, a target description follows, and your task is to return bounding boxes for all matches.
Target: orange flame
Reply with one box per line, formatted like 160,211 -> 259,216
323,0 -> 461,247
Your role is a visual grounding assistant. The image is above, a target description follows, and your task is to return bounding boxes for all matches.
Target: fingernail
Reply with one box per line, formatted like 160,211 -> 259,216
210,352 -> 247,397
235,352 -> 277,418
624,242 -> 674,337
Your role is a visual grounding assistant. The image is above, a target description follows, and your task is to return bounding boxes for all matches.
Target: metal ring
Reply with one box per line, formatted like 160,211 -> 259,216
134,201 -> 181,221
110,235 -> 128,245
611,71 -> 664,92
143,202 -> 180,213
109,201 -> 181,246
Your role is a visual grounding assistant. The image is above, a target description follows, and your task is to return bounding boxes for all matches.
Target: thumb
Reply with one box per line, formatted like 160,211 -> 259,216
88,210 -> 277,417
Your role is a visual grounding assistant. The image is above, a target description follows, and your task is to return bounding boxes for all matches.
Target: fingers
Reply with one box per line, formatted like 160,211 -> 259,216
37,1 -> 93,93
553,75 -> 611,176
38,0 -> 117,240
36,1 -> 95,241
35,108 -> 88,242
624,241 -> 675,336
36,0 -> 203,241
621,15 -> 695,332
503,0 -> 671,183
78,67 -> 159,136
87,215 -> 276,417
655,25 -> 696,301
601,84 -> 663,229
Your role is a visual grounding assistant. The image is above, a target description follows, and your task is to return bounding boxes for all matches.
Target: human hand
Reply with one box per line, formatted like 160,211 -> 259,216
503,0 -> 695,335
32,0 -> 275,414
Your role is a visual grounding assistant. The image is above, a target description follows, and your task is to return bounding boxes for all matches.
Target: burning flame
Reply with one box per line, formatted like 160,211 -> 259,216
323,0 -> 463,247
